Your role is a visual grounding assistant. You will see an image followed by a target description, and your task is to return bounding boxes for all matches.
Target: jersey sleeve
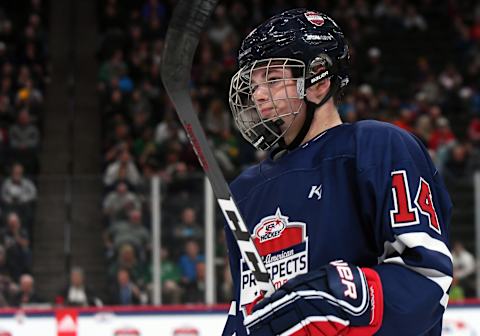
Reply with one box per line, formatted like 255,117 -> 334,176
356,123 -> 453,335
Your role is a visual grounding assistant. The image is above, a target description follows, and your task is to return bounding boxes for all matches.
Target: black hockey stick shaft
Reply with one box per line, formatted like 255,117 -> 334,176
161,0 -> 274,294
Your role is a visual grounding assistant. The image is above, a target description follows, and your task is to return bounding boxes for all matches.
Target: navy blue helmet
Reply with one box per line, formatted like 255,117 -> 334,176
239,9 -> 349,89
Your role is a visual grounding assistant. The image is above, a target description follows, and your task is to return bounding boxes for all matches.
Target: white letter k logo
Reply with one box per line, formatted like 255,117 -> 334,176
308,185 -> 322,200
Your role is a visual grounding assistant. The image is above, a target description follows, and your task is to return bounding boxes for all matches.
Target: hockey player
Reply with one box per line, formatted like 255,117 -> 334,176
222,8 -> 452,336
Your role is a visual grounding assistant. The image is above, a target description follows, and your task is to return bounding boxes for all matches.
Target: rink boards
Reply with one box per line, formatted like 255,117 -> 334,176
0,303 -> 477,335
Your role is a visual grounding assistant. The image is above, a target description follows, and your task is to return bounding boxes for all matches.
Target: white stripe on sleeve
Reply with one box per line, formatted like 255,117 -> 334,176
393,232 -> 452,262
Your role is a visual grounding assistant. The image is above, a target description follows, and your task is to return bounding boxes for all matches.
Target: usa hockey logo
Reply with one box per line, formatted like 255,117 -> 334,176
304,11 -> 324,26
252,208 -> 308,256
254,210 -> 287,242
240,208 -> 309,316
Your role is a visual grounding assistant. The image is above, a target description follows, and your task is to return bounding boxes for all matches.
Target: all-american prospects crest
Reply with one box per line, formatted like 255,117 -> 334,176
240,208 -> 309,316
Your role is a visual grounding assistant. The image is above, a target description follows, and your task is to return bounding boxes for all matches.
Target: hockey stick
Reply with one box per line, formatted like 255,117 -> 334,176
161,0 -> 274,295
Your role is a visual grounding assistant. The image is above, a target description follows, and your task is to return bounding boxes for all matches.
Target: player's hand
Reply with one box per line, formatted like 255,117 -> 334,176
243,260 -> 383,336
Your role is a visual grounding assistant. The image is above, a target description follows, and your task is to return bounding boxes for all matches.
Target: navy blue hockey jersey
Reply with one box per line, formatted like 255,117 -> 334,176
223,120 -> 453,335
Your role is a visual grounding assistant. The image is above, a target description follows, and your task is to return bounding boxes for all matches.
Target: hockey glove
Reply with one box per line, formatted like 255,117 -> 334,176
243,260 -> 383,336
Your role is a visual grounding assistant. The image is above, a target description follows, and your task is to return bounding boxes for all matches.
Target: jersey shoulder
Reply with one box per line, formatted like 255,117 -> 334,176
230,162 -> 263,201
352,120 -> 431,171
353,119 -> 412,140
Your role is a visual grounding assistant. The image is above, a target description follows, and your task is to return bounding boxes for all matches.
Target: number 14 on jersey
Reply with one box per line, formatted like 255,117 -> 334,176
390,170 -> 441,234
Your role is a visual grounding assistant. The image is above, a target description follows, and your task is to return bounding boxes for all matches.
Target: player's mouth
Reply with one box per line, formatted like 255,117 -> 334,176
260,105 -> 281,119
260,108 -> 274,116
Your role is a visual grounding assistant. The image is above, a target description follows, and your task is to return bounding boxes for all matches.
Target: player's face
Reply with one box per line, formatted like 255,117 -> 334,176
250,64 -> 306,145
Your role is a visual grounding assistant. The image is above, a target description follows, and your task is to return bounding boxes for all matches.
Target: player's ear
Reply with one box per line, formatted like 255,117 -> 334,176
305,74 -> 331,104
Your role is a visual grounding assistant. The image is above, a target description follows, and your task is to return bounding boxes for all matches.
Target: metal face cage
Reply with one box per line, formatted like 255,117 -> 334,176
229,58 -> 306,150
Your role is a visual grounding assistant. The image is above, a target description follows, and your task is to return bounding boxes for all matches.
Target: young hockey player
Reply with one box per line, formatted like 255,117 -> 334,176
223,8 -> 452,336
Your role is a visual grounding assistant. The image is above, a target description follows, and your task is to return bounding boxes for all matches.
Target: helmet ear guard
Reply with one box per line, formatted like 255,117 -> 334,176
304,54 -> 332,88
304,48 -> 349,92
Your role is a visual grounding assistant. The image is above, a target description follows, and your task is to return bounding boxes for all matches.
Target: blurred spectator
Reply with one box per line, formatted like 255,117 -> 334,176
1,163 -> 37,204
154,112 -> 187,146
427,105 -> 443,125
0,95 -> 14,125
178,240 -> 205,303
204,98 -> 238,174
108,243 -> 148,287
57,267 -> 99,307
159,146 -> 190,184
160,247 -> 182,304
98,50 -> 128,84
109,268 -> 144,305
1,162 -> 37,233
128,88 -> 152,119
0,212 -> 31,281
443,143 -> 473,181
392,107 -> 415,132
8,108 -> 40,174
428,117 -> 456,151
104,209 -> 150,260
205,98 -> 230,139
468,117 -> 480,146
363,47 -> 386,89
141,0 -> 166,22
452,241 -> 476,298
15,79 -> 43,110
134,127 -> 158,170
103,182 -> 141,224
104,90 -> 127,122
438,64 -> 462,92
192,261 -> 206,303
104,140 -> 130,165
403,5 -> 427,31
10,274 -> 44,307
129,100 -> 153,133
412,114 -> 432,147
146,247 -> 183,304
100,1 -> 124,32
172,207 -> 204,245
418,74 -> 441,104
208,5 -> 234,45
104,149 -> 142,188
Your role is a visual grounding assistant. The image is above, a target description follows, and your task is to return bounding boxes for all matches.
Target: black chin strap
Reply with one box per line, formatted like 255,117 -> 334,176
281,76 -> 340,150
281,102 -> 315,150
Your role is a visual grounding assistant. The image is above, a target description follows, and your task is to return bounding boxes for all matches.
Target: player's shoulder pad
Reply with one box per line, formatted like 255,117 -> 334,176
353,119 -> 406,136
353,120 -> 429,171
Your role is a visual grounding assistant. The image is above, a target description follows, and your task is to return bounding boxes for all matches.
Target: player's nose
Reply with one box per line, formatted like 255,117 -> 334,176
253,83 -> 270,103
253,85 -> 274,117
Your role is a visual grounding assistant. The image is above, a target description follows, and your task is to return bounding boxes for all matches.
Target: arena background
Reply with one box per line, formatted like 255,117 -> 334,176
0,0 -> 479,335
